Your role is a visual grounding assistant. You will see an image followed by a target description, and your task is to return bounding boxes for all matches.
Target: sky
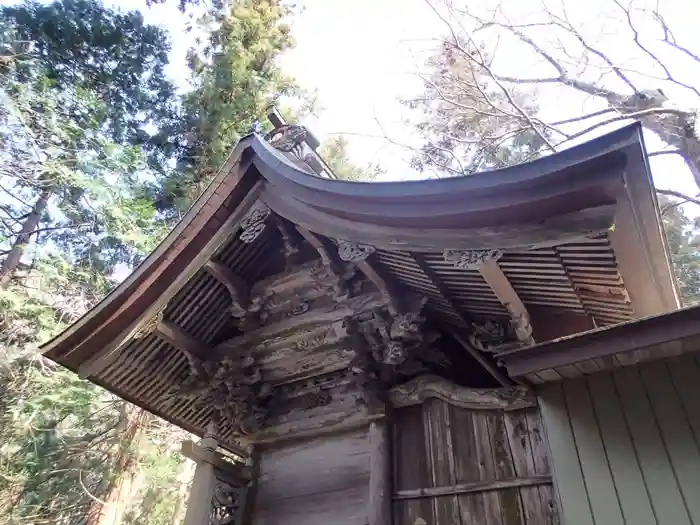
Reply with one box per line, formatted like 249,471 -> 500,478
117,0 -> 700,202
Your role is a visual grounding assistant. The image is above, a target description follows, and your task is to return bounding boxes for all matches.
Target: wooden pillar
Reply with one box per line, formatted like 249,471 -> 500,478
368,418 -> 392,525
183,425 -> 218,525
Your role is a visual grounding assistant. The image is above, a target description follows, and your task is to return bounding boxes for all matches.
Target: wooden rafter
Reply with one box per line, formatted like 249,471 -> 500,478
411,253 -> 471,328
204,259 -> 250,315
411,253 -> 512,386
296,226 -> 404,313
449,329 -> 513,386
76,179 -> 265,378
477,260 -> 535,345
155,319 -> 213,360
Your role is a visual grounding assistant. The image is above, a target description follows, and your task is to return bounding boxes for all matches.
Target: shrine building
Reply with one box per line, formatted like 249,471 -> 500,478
42,111 -> 700,525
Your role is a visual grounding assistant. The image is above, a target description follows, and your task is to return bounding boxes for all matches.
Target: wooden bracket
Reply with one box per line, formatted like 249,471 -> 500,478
477,260 -> 535,346
204,259 -> 250,316
181,440 -> 251,486
155,319 -> 214,360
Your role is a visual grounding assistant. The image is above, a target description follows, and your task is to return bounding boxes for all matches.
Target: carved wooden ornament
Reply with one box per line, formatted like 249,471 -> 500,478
133,307 -> 165,339
443,248 -> 503,269
337,239 -> 376,262
390,375 -> 536,411
239,202 -> 270,244
265,124 -> 307,153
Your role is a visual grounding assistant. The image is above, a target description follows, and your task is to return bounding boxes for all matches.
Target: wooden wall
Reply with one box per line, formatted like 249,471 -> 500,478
251,429 -> 370,525
392,399 -> 558,525
539,353 -> 700,525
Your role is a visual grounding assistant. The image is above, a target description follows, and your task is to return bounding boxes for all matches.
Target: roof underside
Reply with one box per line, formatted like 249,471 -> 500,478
41,122 -> 680,446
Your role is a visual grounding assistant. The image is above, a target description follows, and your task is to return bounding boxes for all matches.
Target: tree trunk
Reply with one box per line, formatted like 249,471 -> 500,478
0,186 -> 52,287
85,406 -> 150,525
170,460 -> 197,525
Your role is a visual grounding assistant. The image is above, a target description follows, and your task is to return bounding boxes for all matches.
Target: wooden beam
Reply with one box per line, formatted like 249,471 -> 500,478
411,253 -> 471,327
368,419 -> 392,525
411,254 -> 513,385
477,260 -> 535,345
181,440 -> 251,486
393,475 -> 552,500
390,374 -> 533,410
77,178 -> 265,378
449,329 -> 513,386
204,259 -> 249,314
155,319 -> 213,360
182,434 -> 219,525
252,412 -> 385,446
297,226 -> 403,312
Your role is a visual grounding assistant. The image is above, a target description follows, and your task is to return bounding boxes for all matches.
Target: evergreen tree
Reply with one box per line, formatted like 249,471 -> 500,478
319,135 -> 383,182
156,0 -> 307,216
660,197 -> 700,305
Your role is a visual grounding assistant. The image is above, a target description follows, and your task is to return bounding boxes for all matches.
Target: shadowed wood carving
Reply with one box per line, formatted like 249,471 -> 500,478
239,201 -> 270,244
389,374 -> 536,411
205,260 -> 250,317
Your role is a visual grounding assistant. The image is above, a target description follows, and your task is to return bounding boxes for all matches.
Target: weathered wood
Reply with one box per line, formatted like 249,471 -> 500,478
214,292 -> 387,355
472,412 -> 503,525
390,375 -> 531,411
77,176 -> 263,378
369,419 -> 391,525
477,260 -> 535,345
423,400 -> 460,524
156,320 -> 213,359
503,411 -> 541,525
252,411 -> 384,445
411,252 -> 469,327
181,440 -> 251,485
392,405 -> 432,524
393,475 -> 552,500
253,430 -> 370,525
204,259 -> 250,314
449,330 -> 514,386
183,432 -> 219,525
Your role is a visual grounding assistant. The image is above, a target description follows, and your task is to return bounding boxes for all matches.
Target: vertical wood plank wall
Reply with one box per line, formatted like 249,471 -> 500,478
392,399 -> 559,525
251,429 -> 370,525
539,353 -> 700,525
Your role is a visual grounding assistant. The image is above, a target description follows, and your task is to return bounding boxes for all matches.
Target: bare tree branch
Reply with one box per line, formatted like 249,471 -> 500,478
657,188 -> 700,208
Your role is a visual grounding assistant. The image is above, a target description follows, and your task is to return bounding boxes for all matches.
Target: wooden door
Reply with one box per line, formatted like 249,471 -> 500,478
392,397 -> 559,525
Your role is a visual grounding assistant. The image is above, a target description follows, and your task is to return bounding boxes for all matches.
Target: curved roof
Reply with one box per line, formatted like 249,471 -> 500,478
252,126 -> 628,251
40,121 -> 680,443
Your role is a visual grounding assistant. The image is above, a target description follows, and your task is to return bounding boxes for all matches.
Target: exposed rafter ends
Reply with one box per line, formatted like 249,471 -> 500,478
476,260 -> 535,346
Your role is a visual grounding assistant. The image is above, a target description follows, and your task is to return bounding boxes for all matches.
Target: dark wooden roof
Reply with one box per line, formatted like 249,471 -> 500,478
40,121 -> 680,447
497,303 -> 700,383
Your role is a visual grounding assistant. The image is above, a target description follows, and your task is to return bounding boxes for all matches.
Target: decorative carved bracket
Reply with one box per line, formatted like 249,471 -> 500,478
297,227 -> 358,302
168,352 -> 272,437
347,297 -> 448,412
210,478 -> 244,525
443,248 -> 503,269
390,375 -> 536,411
265,124 -> 307,157
338,239 -> 376,262
239,202 -> 270,244
134,306 -> 166,339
